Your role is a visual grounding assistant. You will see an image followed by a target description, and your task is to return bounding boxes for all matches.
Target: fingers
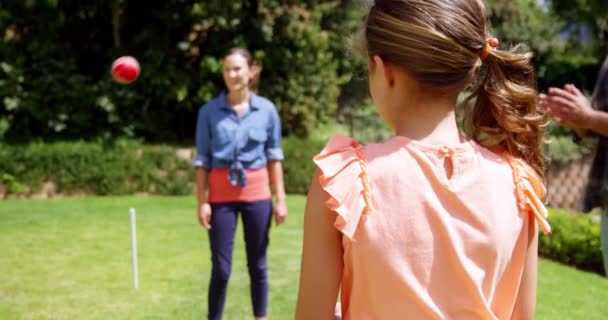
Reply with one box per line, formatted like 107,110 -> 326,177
564,84 -> 575,94
542,100 -> 573,125
539,93 -> 552,110
274,213 -> 286,226
565,84 -> 583,97
542,84 -> 591,130
539,93 -> 566,111
543,94 -> 579,114
198,213 -> 210,229
201,214 -> 212,229
198,204 -> 212,229
547,87 -> 577,102
274,208 -> 287,226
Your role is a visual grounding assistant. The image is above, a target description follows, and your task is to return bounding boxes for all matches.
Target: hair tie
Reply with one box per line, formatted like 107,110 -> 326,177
480,37 -> 499,60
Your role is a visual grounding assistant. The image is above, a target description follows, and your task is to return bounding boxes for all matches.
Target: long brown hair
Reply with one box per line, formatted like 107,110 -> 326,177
224,47 -> 262,93
363,0 -> 547,178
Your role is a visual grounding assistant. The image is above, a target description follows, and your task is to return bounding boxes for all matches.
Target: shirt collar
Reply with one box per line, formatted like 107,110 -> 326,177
219,91 -> 260,111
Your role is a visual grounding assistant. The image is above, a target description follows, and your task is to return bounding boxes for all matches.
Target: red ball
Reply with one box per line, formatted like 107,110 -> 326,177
111,56 -> 140,84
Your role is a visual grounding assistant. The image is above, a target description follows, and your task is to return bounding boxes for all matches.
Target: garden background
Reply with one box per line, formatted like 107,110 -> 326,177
1,0 -> 607,318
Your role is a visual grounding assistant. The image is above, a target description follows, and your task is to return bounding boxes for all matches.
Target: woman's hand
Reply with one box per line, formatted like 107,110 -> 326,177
273,198 -> 288,226
198,202 -> 212,229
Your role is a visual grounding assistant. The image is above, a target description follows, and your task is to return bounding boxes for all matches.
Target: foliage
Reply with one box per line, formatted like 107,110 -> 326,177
0,140 -> 193,197
1,173 -> 26,194
0,1 -> 361,143
484,0 -> 602,91
0,1 -> 197,143
544,122 -> 595,165
0,137 -> 328,197
282,136 -> 326,194
540,208 -> 604,275
549,0 -> 608,58
1,0 -> 606,162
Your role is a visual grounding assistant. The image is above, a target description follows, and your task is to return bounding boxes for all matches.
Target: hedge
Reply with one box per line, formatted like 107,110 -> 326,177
0,140 -> 193,197
0,137 -> 326,198
540,208 -> 604,275
281,136 -> 326,194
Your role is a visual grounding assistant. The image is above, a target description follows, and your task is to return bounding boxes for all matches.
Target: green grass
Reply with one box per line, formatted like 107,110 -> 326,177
0,195 -> 606,319
537,258 -> 608,319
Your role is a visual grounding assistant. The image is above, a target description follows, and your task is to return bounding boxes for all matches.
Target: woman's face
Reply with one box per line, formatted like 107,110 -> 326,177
223,53 -> 251,92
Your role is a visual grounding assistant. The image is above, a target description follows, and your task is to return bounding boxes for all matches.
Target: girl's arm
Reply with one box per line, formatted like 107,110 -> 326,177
511,220 -> 539,320
296,169 -> 343,319
268,160 -> 287,225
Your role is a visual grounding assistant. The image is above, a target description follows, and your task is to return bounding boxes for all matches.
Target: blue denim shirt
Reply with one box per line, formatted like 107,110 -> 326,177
193,92 -> 284,187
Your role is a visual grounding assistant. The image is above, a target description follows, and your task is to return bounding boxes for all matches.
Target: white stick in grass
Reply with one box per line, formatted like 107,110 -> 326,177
130,208 -> 139,290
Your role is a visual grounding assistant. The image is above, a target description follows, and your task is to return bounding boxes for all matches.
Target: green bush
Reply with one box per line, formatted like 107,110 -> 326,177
282,136 -> 327,194
1,173 -> 26,194
540,208 -> 604,275
543,120 -> 596,166
0,140 -> 193,197
0,137 -> 328,197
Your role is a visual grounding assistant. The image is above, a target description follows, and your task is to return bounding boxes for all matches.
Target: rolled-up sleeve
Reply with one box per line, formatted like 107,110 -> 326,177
265,106 -> 284,161
193,106 -> 212,168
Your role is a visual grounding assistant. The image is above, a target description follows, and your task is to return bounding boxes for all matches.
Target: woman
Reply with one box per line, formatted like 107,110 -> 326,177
194,47 -> 287,320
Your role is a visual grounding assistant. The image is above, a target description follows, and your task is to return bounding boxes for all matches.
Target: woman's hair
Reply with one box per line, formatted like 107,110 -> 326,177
591,57 -> 608,112
224,47 -> 262,93
363,0 -> 547,178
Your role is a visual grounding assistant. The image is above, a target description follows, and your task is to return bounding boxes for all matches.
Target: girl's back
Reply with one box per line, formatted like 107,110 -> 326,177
314,135 -> 549,319
296,1 -> 550,319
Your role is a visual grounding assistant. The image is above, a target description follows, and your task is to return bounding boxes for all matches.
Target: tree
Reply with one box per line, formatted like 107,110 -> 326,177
484,0 -> 599,90
0,0 -> 359,142
549,0 -> 608,58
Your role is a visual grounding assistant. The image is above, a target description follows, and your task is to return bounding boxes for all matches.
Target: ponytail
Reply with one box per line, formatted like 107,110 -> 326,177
463,45 -> 547,179
360,0 -> 547,177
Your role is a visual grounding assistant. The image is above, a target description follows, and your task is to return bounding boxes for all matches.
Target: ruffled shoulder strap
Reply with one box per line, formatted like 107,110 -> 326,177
313,135 -> 373,240
504,154 -> 551,235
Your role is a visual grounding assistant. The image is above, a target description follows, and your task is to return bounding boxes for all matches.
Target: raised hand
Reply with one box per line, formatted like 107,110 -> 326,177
540,84 -> 593,130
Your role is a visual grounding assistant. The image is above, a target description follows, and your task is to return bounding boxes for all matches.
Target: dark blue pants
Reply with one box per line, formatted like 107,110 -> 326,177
207,200 -> 272,320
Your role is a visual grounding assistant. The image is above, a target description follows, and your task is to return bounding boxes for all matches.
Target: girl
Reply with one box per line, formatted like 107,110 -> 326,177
194,47 -> 287,320
296,1 -> 550,319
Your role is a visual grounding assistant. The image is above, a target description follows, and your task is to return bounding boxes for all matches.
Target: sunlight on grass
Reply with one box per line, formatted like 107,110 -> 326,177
0,195 -> 606,319
537,258 -> 608,319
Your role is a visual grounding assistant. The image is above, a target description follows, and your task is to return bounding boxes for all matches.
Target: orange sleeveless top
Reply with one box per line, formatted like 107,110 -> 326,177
314,135 -> 550,320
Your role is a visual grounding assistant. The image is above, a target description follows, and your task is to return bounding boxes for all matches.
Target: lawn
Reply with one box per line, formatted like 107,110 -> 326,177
0,195 -> 606,319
